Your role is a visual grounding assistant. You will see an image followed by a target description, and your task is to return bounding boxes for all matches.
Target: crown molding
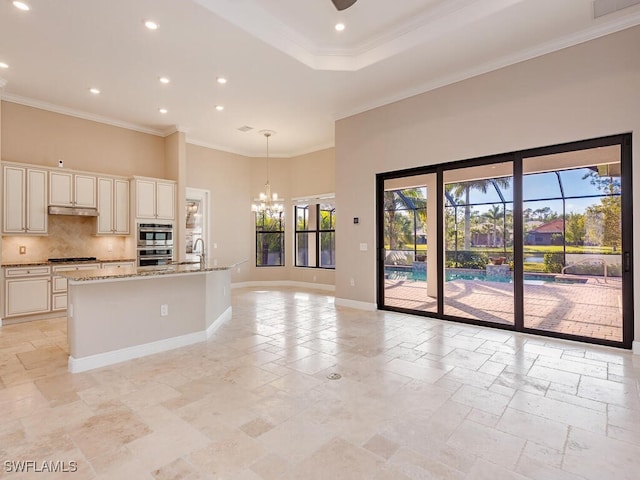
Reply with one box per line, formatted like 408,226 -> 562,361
186,137 -> 254,157
335,12 -> 640,120
162,125 -> 189,137
0,93 -> 166,137
288,142 -> 335,158
193,0 -> 523,71
186,136 -> 335,158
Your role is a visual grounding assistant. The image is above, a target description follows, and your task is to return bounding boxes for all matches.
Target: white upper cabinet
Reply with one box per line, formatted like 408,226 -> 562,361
75,174 -> 97,208
3,164 -> 48,234
97,176 -> 129,235
49,171 -> 96,208
135,179 -> 156,219
114,179 -> 130,233
156,181 -> 175,220
133,177 -> 175,220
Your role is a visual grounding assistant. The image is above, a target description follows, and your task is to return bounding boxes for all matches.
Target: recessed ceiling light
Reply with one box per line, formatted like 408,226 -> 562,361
13,1 -> 30,11
216,77 -> 227,85
159,108 -> 168,114
335,23 -> 345,32
144,20 -> 159,30
159,76 -> 170,84
0,62 -> 8,69
89,87 -> 101,95
215,105 -> 224,111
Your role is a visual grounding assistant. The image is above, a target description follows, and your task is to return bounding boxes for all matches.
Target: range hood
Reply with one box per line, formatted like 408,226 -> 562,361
48,206 -> 99,217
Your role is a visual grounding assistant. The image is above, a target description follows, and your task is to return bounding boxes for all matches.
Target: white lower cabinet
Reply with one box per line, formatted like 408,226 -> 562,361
4,266 -> 51,317
51,263 -> 100,311
3,261 -> 133,319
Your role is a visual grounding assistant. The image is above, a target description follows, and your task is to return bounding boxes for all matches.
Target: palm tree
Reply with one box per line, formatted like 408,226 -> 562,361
448,178 -> 511,250
482,205 -> 503,247
384,188 -> 427,251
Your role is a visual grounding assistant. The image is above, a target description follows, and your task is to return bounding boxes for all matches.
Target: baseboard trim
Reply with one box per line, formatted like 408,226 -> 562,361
206,306 -> 232,339
232,280 -> 335,292
68,307 -> 233,373
334,297 -> 377,311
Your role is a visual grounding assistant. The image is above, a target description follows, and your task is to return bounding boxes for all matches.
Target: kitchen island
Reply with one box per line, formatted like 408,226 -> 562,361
61,262 -> 238,373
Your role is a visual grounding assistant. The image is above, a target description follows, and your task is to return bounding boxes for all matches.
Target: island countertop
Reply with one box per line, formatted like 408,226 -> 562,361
65,261 -> 237,373
59,262 -> 238,282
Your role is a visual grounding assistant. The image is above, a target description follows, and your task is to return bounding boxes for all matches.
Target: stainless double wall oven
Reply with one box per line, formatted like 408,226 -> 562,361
137,222 -> 174,267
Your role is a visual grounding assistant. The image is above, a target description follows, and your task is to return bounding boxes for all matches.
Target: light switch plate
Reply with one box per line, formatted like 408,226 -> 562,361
359,243 -> 368,251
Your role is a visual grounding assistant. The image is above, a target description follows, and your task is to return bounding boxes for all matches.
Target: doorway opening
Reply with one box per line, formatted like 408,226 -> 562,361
185,188 -> 210,263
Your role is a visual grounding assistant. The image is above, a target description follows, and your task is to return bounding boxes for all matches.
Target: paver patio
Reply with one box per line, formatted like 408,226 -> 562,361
384,276 -> 623,342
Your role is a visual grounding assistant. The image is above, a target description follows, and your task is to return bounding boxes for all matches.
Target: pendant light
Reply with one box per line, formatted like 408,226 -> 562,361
252,131 -> 284,213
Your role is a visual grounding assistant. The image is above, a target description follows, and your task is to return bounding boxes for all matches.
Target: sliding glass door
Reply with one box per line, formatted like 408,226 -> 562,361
443,162 -> 514,325
377,134 -> 633,348
522,144 -> 626,342
380,175 -> 437,313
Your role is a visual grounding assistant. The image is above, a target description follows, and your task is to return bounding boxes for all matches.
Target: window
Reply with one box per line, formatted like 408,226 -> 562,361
295,202 -> 335,269
255,210 -> 285,267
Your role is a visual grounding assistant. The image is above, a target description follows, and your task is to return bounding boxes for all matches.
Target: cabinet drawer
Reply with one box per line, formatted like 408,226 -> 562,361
52,293 -> 67,311
101,261 -> 135,269
52,276 -> 68,293
52,264 -> 100,292
4,266 -> 51,277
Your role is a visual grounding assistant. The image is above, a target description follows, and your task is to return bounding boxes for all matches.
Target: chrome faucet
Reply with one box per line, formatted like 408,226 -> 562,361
193,237 -> 206,267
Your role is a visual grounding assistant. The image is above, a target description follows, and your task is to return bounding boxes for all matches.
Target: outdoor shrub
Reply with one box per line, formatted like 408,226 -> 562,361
445,251 -> 490,269
543,253 -> 564,273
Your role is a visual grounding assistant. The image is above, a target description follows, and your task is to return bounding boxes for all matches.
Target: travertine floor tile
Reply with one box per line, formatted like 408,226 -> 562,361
0,287 -> 639,479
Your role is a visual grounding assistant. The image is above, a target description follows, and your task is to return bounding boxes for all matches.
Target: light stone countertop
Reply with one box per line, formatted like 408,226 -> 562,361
60,262 -> 235,282
2,258 -> 136,268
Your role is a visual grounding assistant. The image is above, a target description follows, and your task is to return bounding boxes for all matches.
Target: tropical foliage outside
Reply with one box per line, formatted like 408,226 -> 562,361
384,170 -> 621,276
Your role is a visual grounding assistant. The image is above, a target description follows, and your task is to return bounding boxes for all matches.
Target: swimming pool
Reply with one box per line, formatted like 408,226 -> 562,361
385,267 -> 586,285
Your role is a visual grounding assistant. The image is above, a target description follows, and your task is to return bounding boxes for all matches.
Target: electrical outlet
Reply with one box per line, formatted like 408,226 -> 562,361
107,243 -> 113,252
359,243 -> 368,251
313,275 -> 317,281
160,304 -> 169,316
213,243 -> 218,249
19,246 -> 26,255
350,278 -> 355,286
213,259 -> 218,266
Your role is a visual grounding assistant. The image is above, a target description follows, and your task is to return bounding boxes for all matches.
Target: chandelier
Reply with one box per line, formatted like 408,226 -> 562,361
252,131 -> 284,213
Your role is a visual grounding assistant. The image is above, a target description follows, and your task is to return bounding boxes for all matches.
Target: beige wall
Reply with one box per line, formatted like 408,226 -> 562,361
185,144 -> 336,286
289,147 -> 335,198
335,26 -> 640,344
1,101 -> 166,177
288,148 -> 336,286
164,131 -> 186,260
186,144 -> 253,283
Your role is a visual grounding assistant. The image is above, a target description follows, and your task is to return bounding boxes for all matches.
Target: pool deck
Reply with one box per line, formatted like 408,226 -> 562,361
384,276 -> 623,342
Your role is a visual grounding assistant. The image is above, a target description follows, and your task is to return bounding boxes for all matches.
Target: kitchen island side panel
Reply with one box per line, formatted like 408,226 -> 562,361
68,274 -> 206,358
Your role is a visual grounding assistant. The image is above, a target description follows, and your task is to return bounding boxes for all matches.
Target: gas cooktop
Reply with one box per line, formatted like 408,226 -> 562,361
48,257 -> 98,263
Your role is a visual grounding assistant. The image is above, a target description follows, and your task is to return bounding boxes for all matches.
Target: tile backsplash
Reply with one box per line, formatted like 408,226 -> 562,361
2,215 -> 134,263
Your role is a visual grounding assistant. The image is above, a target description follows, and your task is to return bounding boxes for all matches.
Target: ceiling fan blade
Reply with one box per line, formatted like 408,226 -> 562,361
331,0 -> 358,11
